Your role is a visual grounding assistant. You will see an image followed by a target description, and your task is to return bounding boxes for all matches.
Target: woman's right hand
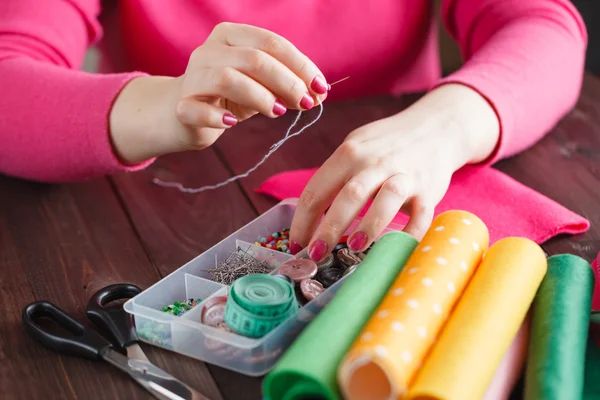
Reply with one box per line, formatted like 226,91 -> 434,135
109,22 -> 329,164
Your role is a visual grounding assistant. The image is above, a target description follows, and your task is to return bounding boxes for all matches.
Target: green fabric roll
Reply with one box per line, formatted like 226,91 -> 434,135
262,231 -> 418,400
583,330 -> 600,399
525,254 -> 594,400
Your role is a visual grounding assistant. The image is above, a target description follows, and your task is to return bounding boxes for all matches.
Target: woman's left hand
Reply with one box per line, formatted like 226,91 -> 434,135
288,84 -> 500,261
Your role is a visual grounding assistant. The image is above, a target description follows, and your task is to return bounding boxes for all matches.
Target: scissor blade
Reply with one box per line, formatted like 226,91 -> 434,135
126,343 -> 150,362
101,348 -> 211,400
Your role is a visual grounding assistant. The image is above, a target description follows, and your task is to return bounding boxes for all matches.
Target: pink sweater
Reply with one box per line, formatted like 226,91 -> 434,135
0,0 -> 587,182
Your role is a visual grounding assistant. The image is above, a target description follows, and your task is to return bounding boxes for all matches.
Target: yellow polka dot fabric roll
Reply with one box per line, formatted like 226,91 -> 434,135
338,210 -> 489,400
408,238 -> 547,400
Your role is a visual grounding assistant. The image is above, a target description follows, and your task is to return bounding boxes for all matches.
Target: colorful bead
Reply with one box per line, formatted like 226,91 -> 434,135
256,228 -> 295,254
161,298 -> 202,316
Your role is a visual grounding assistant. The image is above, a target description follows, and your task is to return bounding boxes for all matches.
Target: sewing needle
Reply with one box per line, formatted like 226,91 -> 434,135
328,76 -> 350,89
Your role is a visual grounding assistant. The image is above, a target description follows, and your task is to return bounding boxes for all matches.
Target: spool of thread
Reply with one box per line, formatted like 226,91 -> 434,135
224,274 -> 298,338
524,254 -> 594,400
338,210 -> 490,399
262,231 -> 418,400
407,237 -> 547,400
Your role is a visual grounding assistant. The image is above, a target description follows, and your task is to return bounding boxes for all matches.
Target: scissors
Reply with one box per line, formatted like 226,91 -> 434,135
22,283 -> 211,400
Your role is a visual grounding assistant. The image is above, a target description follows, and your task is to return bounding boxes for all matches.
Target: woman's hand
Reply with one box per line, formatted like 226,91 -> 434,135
109,23 -> 328,164
288,84 -> 500,261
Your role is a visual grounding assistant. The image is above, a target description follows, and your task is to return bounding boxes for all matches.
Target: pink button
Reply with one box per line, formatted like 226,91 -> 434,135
201,296 -> 227,327
300,279 -> 325,301
277,259 -> 318,283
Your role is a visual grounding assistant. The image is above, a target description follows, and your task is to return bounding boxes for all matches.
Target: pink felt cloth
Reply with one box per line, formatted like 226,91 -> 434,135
483,316 -> 531,400
0,0 -> 587,182
592,253 -> 600,311
255,166 -> 589,244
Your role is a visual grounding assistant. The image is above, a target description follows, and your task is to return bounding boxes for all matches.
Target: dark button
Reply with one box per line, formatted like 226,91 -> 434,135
343,264 -> 358,277
316,253 -> 335,271
336,248 -> 363,269
317,267 -> 344,288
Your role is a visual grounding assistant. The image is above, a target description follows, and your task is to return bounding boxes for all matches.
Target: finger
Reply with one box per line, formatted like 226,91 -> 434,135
347,173 -> 412,252
176,98 -> 238,129
402,197 -> 435,241
211,23 -> 329,98
202,46 -> 316,111
307,170 -> 385,261
289,155 -> 351,255
196,67 -> 286,118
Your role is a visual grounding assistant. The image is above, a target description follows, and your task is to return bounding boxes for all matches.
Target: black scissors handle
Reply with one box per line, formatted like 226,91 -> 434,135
22,301 -> 110,360
85,283 -> 142,350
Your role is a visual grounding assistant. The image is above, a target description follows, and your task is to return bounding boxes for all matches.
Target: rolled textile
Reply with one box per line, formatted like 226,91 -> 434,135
482,315 -> 531,400
338,210 -> 489,399
407,237 -> 547,400
262,231 -> 418,400
524,254 -> 594,400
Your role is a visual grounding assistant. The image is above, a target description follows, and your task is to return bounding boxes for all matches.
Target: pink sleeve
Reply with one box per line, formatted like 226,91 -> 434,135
438,0 -> 587,165
0,0 -> 153,182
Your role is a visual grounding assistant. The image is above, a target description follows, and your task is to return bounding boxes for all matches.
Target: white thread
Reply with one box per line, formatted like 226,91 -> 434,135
152,102 -> 324,193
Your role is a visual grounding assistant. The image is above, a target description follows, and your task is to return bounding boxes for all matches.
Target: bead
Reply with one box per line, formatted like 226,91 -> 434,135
272,232 -> 279,238
281,245 -> 288,252
259,237 -> 267,243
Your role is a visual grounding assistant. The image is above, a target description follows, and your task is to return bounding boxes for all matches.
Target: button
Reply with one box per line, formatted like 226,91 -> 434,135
336,248 -> 363,269
318,267 -> 344,288
300,279 -> 325,301
316,253 -> 335,271
201,296 -> 227,327
343,264 -> 358,277
294,285 -> 309,307
277,259 -> 318,283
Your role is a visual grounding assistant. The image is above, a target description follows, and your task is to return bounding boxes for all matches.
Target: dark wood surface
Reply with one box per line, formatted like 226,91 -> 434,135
1,74 -> 599,400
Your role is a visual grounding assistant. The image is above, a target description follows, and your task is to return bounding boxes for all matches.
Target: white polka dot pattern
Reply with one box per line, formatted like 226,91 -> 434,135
340,210 -> 490,397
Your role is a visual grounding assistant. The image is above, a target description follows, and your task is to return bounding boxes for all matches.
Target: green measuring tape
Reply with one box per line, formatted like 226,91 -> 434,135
225,274 -> 298,338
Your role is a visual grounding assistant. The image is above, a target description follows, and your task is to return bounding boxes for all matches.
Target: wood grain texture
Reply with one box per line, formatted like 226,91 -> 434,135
1,75 -> 599,400
0,176 -> 222,400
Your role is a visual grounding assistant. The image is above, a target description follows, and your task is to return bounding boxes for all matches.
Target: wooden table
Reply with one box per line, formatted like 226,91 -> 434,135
1,75 -> 599,400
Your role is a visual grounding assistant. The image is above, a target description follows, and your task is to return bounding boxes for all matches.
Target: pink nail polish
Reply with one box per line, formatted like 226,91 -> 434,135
310,76 -> 328,95
300,93 -> 314,110
273,100 -> 287,116
223,113 -> 238,126
348,232 -> 368,251
289,241 -> 303,255
308,240 -> 327,262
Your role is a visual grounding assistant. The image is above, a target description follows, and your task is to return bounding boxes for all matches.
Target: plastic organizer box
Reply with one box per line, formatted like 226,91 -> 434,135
124,198 -> 402,376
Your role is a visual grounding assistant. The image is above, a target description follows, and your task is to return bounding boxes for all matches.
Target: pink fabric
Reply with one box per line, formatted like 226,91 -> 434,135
0,0 -> 587,182
255,166 -> 589,245
592,253 -> 600,311
483,316 -> 531,400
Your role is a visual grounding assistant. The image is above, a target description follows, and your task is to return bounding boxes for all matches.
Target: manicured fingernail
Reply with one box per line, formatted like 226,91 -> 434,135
273,100 -> 287,116
289,241 -> 303,255
348,232 -> 368,252
308,240 -> 327,262
300,93 -> 314,110
223,113 -> 238,126
310,76 -> 328,95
